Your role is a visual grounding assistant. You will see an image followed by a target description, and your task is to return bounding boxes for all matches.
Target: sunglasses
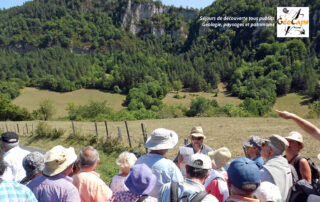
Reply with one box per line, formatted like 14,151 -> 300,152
191,137 -> 203,141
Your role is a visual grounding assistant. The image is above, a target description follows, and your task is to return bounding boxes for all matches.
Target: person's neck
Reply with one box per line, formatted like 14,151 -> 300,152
286,152 -> 298,163
80,166 -> 95,172
193,146 -> 202,153
150,150 -> 165,156
188,177 -> 205,185
250,153 -> 257,160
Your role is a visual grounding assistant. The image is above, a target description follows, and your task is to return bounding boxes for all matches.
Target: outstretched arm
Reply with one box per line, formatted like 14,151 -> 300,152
275,110 -> 320,141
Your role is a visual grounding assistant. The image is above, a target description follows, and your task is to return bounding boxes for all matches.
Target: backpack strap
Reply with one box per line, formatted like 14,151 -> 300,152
170,182 -> 179,202
190,191 -> 208,202
294,156 -> 304,180
136,195 -> 148,202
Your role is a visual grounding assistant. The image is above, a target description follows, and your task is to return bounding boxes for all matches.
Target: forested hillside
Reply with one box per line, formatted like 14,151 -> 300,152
0,0 -> 319,120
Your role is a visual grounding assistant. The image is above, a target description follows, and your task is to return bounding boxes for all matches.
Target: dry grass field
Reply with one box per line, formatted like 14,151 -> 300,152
274,93 -> 310,118
4,117 -> 320,165
12,87 -> 126,119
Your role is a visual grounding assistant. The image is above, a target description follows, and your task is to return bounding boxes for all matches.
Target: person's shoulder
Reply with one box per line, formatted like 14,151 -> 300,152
203,144 -> 213,152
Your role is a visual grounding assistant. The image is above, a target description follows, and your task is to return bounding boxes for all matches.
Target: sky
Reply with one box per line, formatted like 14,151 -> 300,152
0,0 -> 214,10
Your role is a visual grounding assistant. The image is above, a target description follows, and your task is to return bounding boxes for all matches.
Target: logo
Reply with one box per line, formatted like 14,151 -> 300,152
277,7 -> 309,37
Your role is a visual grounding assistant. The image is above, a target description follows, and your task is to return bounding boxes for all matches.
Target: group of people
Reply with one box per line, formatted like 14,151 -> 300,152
0,109 -> 320,202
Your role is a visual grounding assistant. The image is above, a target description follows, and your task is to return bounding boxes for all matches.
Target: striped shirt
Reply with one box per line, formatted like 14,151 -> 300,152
0,179 -> 37,202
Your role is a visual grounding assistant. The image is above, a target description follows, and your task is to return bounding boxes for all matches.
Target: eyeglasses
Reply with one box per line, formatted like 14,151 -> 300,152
191,137 -> 203,141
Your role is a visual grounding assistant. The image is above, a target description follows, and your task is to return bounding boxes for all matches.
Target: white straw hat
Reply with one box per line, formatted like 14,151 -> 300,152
285,131 -> 304,148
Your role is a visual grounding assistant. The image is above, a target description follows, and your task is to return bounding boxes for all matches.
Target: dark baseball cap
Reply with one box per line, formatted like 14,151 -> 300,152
243,136 -> 263,149
1,132 -> 19,143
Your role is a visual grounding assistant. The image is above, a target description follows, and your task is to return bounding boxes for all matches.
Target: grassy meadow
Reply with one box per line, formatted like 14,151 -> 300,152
4,116 -> 320,184
12,87 -> 126,119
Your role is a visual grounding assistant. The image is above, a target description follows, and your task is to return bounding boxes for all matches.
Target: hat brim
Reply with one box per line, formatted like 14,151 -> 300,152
43,148 -> 77,176
145,133 -> 178,150
285,137 -> 304,148
243,141 -> 254,147
190,133 -> 206,138
125,169 -> 157,195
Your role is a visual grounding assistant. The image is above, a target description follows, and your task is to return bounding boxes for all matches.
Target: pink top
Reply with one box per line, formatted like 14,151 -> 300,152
73,171 -> 113,202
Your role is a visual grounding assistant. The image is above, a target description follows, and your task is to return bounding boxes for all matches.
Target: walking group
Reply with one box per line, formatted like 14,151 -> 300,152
0,110 -> 320,202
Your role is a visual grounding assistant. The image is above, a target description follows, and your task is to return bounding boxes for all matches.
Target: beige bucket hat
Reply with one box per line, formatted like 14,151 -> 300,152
208,147 -> 231,169
145,128 -> 178,150
264,134 -> 289,153
43,145 -> 77,176
285,131 -> 304,148
190,126 -> 205,138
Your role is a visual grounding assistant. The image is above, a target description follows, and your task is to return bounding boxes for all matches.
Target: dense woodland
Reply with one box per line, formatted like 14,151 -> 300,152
0,0 -> 320,121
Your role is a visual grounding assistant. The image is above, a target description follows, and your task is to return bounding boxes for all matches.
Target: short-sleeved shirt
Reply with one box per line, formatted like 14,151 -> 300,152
109,191 -> 157,202
27,173 -> 81,202
73,170 -> 112,202
135,153 -> 183,198
110,175 -> 129,193
0,179 -> 37,202
204,170 -> 229,202
174,143 -> 213,163
2,146 -> 30,182
159,178 -> 219,202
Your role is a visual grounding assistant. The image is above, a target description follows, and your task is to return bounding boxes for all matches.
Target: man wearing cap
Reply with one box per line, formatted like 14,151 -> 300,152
285,131 -> 312,184
260,135 -> 293,202
135,128 -> 183,198
0,155 -> 37,202
226,157 -> 260,202
21,151 -> 45,185
174,126 -> 213,168
73,146 -> 113,202
1,132 -> 30,182
159,153 -> 219,202
27,145 -> 81,202
243,136 -> 264,168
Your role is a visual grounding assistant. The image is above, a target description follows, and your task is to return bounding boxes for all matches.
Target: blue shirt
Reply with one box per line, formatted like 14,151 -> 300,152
135,153 -> 183,198
0,179 -> 37,202
253,155 -> 264,168
27,173 -> 80,202
159,178 -> 219,202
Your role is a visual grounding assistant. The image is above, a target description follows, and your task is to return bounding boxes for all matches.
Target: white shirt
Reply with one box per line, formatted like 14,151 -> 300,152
2,146 -> 30,182
110,175 -> 129,193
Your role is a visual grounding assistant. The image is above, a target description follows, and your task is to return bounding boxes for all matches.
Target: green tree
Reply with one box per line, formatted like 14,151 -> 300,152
38,99 -> 56,120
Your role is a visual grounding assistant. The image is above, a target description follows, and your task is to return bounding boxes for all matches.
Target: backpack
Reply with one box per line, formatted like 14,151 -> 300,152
170,182 -> 208,202
294,156 -> 320,189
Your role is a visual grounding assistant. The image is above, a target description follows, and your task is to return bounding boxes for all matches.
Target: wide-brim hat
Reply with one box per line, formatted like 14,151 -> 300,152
125,164 -> 157,195
285,131 -> 304,148
43,145 -> 77,176
145,128 -> 178,150
190,126 -> 206,138
208,147 -> 231,169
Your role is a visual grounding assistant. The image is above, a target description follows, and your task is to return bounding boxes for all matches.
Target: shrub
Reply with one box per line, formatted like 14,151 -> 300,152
35,122 -> 65,138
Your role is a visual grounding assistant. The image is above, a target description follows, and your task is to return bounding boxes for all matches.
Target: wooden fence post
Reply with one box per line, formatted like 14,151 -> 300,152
141,123 -> 148,153
94,121 -> 98,137
124,121 -> 132,148
117,126 -> 122,141
5,124 -> 8,132
72,121 -> 76,136
32,123 -> 34,135
17,124 -> 20,134
25,123 -> 29,134
104,120 -> 109,138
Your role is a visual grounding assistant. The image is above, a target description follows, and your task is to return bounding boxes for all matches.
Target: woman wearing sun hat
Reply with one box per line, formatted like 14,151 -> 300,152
109,164 -> 157,202
285,131 -> 312,184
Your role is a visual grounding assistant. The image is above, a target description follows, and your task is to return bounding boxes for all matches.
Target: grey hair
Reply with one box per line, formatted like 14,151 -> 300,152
231,184 -> 258,196
79,146 -> 99,167
268,142 -> 282,156
2,141 -> 19,149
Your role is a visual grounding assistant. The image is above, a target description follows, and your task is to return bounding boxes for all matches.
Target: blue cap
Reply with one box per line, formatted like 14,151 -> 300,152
227,157 -> 260,190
